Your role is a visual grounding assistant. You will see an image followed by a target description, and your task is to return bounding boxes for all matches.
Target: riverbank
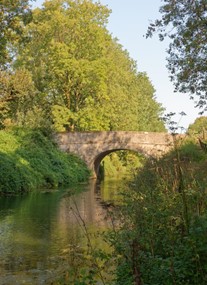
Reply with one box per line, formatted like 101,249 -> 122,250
0,128 -> 90,195
109,137 -> 207,285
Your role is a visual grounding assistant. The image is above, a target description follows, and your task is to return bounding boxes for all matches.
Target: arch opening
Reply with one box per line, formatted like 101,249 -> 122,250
93,148 -> 147,178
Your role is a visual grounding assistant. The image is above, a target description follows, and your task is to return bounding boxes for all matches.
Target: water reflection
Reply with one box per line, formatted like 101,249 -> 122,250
0,178 -> 126,284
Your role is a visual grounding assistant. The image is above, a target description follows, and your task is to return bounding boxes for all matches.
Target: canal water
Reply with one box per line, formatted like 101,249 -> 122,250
0,178 -> 127,284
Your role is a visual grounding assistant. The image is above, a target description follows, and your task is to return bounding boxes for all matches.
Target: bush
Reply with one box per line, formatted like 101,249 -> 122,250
0,128 -> 90,194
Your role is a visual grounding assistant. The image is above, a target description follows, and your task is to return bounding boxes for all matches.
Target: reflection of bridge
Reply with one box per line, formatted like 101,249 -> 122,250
55,131 -> 177,177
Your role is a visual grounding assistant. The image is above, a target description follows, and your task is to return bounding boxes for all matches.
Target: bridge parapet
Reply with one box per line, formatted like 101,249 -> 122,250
55,131 -> 182,177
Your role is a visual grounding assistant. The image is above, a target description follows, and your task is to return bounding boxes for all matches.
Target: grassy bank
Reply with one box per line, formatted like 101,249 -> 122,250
0,128 -> 90,195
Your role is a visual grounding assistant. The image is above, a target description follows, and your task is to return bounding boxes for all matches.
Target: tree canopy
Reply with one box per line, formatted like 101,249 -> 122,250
0,0 -> 165,132
0,0 -> 33,68
187,116 -> 207,136
147,0 -> 207,112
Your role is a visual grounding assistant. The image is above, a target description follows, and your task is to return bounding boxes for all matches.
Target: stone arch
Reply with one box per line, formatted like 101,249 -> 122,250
54,131 -> 180,178
93,147 -> 149,177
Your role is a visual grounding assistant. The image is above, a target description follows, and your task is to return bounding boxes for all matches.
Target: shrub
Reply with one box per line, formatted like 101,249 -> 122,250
0,128 -> 90,194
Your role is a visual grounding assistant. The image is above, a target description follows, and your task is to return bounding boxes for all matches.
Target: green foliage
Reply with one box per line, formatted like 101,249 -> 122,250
15,0 -> 112,131
187,116 -> 207,137
177,140 -> 206,162
0,128 -> 90,194
0,0 -> 32,68
52,104 -> 76,131
55,225 -> 114,285
101,153 -> 127,178
0,0 -> 165,133
146,0 -> 207,111
0,0 -> 166,133
101,151 -> 145,178
0,68 -> 51,129
108,138 -> 207,284
13,0 -> 165,132
134,72 -> 165,132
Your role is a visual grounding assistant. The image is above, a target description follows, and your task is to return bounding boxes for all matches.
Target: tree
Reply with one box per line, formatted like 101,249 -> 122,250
187,116 -> 207,137
15,0 -> 165,132
134,72 -> 165,132
0,0 -> 33,69
146,0 -> 207,112
92,39 -> 165,132
0,68 -> 50,129
16,0 -> 112,130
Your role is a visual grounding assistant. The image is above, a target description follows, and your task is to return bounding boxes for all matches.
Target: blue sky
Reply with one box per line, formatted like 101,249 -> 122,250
33,0 -> 204,131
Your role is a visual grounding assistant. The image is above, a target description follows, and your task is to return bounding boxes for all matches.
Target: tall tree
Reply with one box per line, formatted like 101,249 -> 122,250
103,39 -> 165,131
0,68 -> 50,128
147,0 -> 207,112
16,0 -> 112,130
0,0 -> 33,69
15,0 -> 165,132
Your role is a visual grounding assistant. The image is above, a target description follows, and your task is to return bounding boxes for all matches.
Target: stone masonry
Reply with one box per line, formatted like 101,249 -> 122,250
55,131 -> 179,177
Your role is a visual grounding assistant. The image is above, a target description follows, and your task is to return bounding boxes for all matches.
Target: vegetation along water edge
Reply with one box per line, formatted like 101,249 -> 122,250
0,128 -> 90,195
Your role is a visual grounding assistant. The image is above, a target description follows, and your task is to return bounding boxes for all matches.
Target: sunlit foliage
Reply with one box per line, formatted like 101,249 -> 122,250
147,0 -> 207,112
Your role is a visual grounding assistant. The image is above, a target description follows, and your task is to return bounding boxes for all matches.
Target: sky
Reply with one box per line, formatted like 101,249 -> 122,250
32,0 -> 205,131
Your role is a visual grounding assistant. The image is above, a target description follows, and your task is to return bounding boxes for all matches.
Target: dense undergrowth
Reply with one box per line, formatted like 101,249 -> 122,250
109,137 -> 207,285
0,128 -> 90,195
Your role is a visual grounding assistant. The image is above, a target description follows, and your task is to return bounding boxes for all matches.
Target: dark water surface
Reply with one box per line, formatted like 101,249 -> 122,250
0,178 -> 125,284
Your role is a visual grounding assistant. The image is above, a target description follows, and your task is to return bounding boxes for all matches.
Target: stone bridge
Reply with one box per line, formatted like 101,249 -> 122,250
55,131 -> 178,177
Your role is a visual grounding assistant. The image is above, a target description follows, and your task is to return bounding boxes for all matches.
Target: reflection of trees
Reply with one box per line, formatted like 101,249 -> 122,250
56,179 -> 108,234
0,178 -> 120,281
0,190 -> 63,273
100,177 -> 127,202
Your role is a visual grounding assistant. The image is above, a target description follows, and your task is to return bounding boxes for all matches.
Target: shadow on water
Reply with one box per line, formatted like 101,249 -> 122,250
0,177 -> 128,284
